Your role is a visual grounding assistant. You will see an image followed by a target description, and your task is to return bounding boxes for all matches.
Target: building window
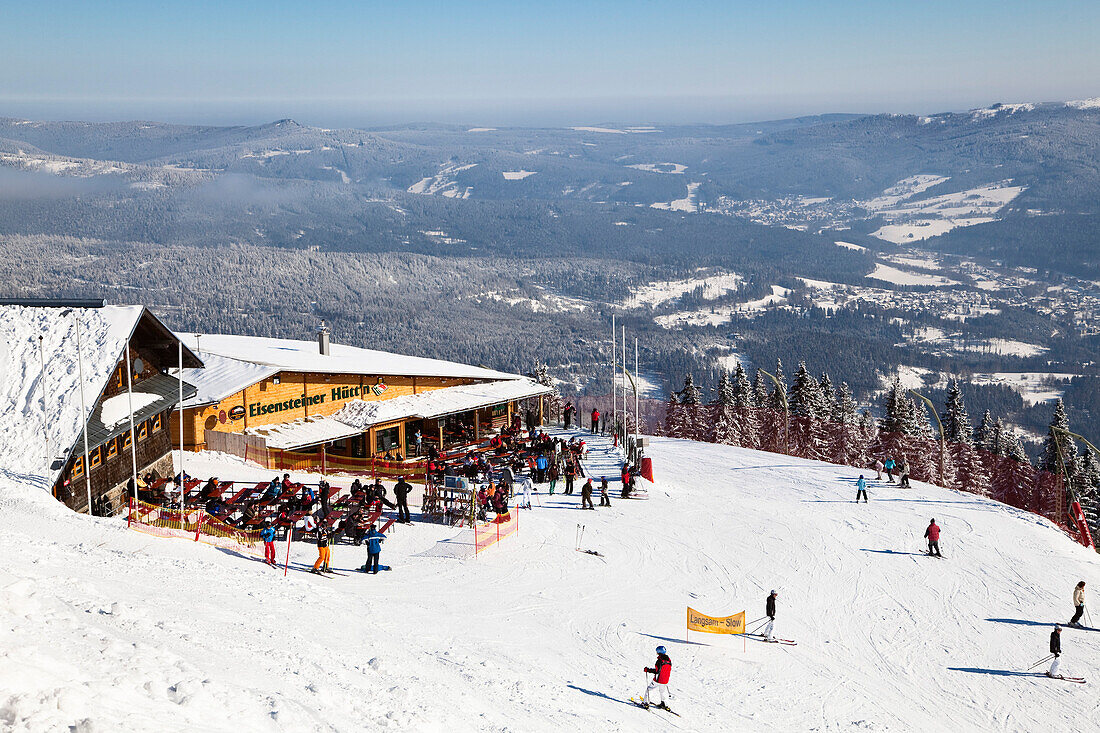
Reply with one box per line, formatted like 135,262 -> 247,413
90,446 -> 102,468
122,432 -> 132,451
138,421 -> 148,441
72,455 -> 85,479
107,440 -> 118,460
151,414 -> 162,432
375,426 -> 401,454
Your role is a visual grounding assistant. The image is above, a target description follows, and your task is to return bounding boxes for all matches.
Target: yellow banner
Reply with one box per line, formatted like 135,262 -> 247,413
686,607 -> 745,635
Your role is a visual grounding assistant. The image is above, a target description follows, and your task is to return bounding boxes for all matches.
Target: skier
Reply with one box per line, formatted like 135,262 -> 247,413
393,475 -> 413,524
763,590 -> 778,641
899,459 -> 911,489
884,458 -> 896,483
855,475 -> 868,503
924,518 -> 941,557
362,523 -> 385,574
564,459 -> 576,495
260,521 -> 277,566
641,646 -> 673,711
1048,624 -> 1063,678
535,453 -> 548,484
581,478 -> 595,510
599,478 -> 611,507
873,458 -> 884,481
311,526 -> 332,574
591,408 -> 601,433
1069,581 -> 1087,627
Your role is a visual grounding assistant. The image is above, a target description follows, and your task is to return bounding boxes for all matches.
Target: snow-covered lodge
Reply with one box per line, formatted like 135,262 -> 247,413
0,300 -> 550,514
171,327 -> 551,473
0,301 -> 201,515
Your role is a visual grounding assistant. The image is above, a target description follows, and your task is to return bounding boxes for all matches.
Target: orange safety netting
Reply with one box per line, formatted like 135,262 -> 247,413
128,497 -> 262,555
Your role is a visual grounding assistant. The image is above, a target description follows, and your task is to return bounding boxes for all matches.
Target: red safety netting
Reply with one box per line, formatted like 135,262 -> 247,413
473,507 -> 519,555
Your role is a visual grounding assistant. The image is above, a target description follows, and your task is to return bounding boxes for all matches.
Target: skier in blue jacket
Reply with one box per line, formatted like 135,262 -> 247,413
855,475 -> 868,503
362,524 -> 386,574
260,522 -> 278,566
535,454 -> 548,484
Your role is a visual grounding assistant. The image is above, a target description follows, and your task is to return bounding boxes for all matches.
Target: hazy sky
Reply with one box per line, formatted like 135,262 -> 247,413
3,0 -> 1098,126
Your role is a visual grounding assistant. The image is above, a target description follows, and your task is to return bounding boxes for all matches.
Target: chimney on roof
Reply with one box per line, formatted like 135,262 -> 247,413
317,321 -> 331,356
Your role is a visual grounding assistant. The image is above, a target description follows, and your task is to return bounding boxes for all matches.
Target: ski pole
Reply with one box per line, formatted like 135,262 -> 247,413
579,524 -> 585,548
1027,654 -> 1054,670
1085,606 -> 1094,628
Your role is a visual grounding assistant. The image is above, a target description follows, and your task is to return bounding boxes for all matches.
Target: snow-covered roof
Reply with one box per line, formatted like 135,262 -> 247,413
0,305 -> 144,488
336,379 -> 553,429
244,415 -> 362,451
172,351 -> 279,408
176,333 -> 523,395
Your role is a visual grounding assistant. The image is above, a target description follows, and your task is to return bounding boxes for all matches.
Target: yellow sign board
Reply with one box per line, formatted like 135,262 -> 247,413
686,607 -> 745,635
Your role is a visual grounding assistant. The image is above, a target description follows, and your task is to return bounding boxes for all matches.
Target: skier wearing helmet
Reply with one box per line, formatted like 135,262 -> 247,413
763,590 -> 778,641
641,646 -> 673,711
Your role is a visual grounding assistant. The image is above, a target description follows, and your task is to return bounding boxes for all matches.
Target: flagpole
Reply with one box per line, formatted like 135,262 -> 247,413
74,316 -> 93,514
610,314 -> 616,435
125,343 -> 139,506
38,336 -> 51,480
178,340 -> 186,530
635,337 -> 640,449
622,324 -> 626,445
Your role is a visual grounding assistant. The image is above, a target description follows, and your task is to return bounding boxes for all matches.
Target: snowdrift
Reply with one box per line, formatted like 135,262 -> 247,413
2,437 -> 1099,731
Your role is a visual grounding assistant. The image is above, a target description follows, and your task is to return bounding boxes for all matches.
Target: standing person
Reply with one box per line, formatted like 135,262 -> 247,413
548,458 -> 559,494
260,521 -> 277,566
855,475 -> 868,503
394,475 -> 413,524
362,523 -> 385,574
521,474 -> 533,509
591,408 -> 601,433
311,526 -> 331,574
924,518 -> 942,557
884,458 -> 896,483
641,646 -> 673,712
599,478 -> 611,507
319,479 -> 332,516
1048,625 -> 1063,678
873,458 -> 884,481
899,459 -> 911,489
535,453 -> 548,484
564,459 -> 576,495
413,429 -> 423,457
563,402 -> 574,429
763,590 -> 778,641
1069,581 -> 1087,627
581,478 -> 595,510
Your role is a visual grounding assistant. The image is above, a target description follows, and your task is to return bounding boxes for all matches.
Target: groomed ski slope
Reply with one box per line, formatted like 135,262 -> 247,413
3,437 -> 1099,731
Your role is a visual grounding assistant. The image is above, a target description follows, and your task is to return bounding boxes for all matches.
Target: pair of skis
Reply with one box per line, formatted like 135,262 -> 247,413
629,698 -> 680,716
745,633 -> 797,646
575,524 -> 604,557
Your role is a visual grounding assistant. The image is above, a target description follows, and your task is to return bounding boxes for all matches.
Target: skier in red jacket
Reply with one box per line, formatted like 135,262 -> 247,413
591,408 -> 601,433
925,519 -> 941,556
641,646 -> 673,711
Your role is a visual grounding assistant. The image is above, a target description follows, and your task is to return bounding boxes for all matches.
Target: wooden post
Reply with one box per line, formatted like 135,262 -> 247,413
538,395 -> 544,426
438,422 -> 444,453
474,411 -> 480,441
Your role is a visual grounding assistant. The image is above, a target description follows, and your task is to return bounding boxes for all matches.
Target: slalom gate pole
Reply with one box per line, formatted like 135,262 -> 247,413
1086,606 -> 1094,627
1028,654 -> 1054,670
284,526 -> 292,576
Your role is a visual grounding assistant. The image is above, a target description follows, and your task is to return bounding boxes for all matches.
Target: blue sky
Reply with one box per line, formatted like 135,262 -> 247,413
2,0 -> 1098,126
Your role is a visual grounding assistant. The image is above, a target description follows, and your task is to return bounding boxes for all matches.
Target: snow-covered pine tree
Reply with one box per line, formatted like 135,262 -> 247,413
1039,399 -> 1079,484
974,410 -> 996,452
1075,449 -> 1100,544
662,390 -> 682,438
992,431 -> 1037,509
731,362 -> 760,449
829,381 -> 863,467
711,371 -> 739,446
787,362 -> 824,459
906,398 -> 941,484
756,366 -> 786,454
940,380 -> 988,494
533,362 -> 564,423
676,374 -> 707,442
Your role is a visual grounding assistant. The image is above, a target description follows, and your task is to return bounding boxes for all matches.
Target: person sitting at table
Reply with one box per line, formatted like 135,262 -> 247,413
300,485 -> 315,511
265,476 -> 281,500
280,473 -> 293,490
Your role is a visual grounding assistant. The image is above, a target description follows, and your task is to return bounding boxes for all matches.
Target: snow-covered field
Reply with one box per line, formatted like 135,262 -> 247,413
3,436 -> 1099,731
501,170 -> 537,180
650,182 -> 701,213
653,286 -> 789,328
968,372 -> 1077,405
626,162 -> 687,175
867,262 -> 960,287
868,181 -> 1026,244
622,272 -> 742,309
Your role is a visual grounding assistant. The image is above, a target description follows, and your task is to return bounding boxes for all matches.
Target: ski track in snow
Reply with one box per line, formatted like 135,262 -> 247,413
1,436 -> 1099,730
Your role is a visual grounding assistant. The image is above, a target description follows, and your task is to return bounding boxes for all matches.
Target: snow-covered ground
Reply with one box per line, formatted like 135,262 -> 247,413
626,162 -> 687,175
650,182 -> 701,213
501,170 -> 536,180
653,286 -> 789,328
968,372 -> 1077,406
3,436 -> 1099,731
